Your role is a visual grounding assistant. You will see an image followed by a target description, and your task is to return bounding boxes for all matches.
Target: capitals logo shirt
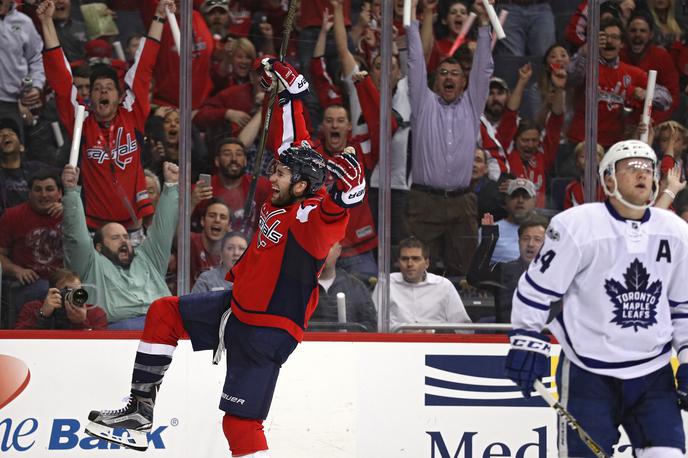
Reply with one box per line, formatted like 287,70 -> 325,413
228,191 -> 349,341
512,201 -> 688,379
44,37 -> 158,229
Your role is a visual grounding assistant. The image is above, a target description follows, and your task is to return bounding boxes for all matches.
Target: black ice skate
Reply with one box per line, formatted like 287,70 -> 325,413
84,395 -> 154,451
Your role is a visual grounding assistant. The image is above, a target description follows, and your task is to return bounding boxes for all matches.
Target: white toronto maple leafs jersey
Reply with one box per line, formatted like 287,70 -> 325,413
512,201 -> 688,379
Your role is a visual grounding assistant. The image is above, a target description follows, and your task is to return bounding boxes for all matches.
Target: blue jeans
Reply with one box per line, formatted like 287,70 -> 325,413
494,3 -> 555,57
107,315 -> 147,330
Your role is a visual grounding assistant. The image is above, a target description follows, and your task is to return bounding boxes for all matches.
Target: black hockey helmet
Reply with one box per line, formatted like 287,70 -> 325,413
278,145 -> 327,195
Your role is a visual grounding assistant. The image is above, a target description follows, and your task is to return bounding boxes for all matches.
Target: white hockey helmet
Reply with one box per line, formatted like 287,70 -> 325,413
598,139 -> 659,211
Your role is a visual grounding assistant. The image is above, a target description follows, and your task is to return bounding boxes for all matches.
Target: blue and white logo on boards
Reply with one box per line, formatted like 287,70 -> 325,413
424,355 -> 549,407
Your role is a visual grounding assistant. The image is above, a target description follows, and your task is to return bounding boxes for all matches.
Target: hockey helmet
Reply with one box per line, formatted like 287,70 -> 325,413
277,145 -> 327,195
598,139 -> 659,210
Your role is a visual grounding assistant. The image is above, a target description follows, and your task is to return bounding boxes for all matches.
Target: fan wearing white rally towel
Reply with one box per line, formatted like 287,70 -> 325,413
505,140 -> 688,458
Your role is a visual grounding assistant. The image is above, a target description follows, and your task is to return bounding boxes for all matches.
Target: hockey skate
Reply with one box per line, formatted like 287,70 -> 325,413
84,395 -> 154,451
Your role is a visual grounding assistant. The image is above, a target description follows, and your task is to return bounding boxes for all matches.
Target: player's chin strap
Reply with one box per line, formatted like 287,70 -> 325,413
213,308 -> 233,365
603,175 -> 659,211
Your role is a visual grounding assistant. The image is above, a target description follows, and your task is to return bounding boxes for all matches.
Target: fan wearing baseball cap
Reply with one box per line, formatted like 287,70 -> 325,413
486,178 -> 537,264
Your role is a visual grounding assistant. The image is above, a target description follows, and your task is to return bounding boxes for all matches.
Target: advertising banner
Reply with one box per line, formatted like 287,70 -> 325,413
0,339 -> 685,457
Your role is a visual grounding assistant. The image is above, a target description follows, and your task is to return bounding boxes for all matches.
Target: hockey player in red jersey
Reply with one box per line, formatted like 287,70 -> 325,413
84,59 -> 366,457
38,0 -> 165,231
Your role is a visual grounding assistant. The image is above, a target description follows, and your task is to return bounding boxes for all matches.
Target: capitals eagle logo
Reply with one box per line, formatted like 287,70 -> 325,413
604,259 -> 661,332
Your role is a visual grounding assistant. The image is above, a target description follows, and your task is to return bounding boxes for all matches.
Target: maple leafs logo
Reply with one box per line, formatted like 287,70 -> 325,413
605,259 -> 661,332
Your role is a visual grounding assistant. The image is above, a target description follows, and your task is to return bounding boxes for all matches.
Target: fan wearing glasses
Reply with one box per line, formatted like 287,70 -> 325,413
404,0 -> 495,277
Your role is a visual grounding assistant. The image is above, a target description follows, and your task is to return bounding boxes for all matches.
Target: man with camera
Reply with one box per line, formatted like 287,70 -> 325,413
15,268 -> 106,330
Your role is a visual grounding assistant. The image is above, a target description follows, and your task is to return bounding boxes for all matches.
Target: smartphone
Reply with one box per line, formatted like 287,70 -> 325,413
198,173 -> 211,187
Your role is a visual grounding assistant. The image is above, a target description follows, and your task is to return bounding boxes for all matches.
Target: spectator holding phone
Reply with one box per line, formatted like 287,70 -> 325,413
15,268 -> 107,330
192,138 -> 271,236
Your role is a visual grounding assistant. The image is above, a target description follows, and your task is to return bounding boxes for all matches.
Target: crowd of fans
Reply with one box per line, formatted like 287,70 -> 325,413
2,0 -> 688,332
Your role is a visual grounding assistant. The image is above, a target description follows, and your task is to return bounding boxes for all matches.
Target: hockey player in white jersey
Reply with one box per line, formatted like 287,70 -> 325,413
505,139 -> 688,457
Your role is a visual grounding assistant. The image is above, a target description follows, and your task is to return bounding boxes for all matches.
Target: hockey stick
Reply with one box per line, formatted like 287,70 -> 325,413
242,0 -> 300,229
533,381 -> 610,458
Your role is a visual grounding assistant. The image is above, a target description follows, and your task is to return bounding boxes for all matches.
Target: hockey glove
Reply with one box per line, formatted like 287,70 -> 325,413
677,364 -> 688,410
504,329 -> 551,398
255,57 -> 309,103
327,147 -> 366,208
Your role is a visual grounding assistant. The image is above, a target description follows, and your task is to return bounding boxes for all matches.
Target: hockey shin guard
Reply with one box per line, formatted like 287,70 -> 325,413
131,297 -> 186,398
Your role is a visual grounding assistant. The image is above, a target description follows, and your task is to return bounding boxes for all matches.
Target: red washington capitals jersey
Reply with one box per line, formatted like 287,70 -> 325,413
228,191 -> 349,341
44,38 -> 158,229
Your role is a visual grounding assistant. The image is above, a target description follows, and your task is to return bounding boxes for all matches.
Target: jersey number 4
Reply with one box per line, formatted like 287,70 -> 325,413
535,250 -> 556,273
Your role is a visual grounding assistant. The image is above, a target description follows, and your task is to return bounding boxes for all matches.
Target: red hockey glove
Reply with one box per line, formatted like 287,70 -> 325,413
327,147 -> 366,208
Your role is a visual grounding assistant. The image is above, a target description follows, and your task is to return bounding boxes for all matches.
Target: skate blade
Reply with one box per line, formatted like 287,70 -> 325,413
85,421 -> 149,451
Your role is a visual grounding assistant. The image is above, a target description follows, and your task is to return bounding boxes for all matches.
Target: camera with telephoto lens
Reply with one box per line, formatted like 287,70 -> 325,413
60,287 -> 88,307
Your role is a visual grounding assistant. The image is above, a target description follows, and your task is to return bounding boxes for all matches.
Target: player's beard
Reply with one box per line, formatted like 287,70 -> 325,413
101,244 -> 135,269
271,185 -> 299,207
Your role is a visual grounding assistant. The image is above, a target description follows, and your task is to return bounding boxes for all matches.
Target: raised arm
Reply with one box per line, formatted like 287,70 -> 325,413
238,92 -> 265,149
506,63 -> 532,112
60,166 -> 96,278
330,0 -> 357,78
420,0 -> 438,62
466,214 -> 501,288
406,17 -> 432,114
140,162 -> 180,275
147,0 -> 175,42
465,0 -> 494,120
37,1 -> 60,49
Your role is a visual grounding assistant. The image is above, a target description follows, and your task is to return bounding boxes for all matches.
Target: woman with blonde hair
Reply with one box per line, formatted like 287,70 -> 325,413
656,120 -> 688,175
213,37 -> 257,90
647,0 -> 685,47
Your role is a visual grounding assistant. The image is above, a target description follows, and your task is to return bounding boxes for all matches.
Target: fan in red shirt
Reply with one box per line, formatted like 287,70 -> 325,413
39,0 -> 169,230
507,114 -> 563,208
620,11 -> 679,123
0,169 -> 64,314
192,138 -> 272,236
506,65 -> 566,208
140,0 -> 214,109
566,17 -> 671,148
423,0 -> 477,73
15,269 -> 107,330
563,142 -> 605,209
480,74 -> 526,176
656,121 -> 688,180
189,198 -> 231,286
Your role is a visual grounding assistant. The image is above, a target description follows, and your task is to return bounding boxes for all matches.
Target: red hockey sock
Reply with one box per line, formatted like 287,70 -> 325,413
222,414 -> 268,456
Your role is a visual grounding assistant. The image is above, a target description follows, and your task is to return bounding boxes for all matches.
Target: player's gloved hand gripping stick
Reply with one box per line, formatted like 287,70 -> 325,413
256,58 -> 309,105
504,329 -> 550,398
